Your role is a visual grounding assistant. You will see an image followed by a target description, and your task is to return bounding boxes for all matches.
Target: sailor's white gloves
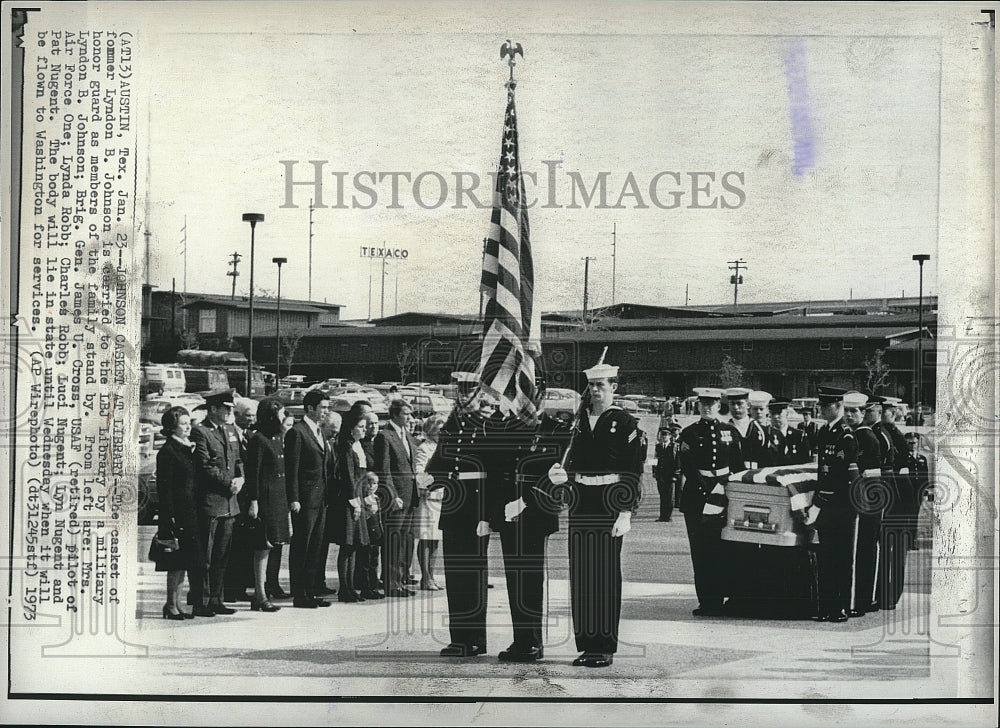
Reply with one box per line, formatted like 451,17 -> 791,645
548,463 -> 568,485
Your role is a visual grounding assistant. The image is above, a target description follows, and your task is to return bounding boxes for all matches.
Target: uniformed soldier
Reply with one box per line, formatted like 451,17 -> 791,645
797,407 -> 822,460
677,387 -> 744,617
725,387 -> 767,468
493,408 -> 570,662
874,397 -> 918,610
426,377 -> 504,657
844,392 -> 885,617
749,390 -> 772,428
653,427 -> 682,522
548,361 -> 645,668
762,396 -> 811,466
802,386 -> 859,623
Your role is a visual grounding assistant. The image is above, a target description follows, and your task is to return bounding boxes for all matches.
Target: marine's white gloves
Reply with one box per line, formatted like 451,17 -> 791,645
476,520 -> 491,537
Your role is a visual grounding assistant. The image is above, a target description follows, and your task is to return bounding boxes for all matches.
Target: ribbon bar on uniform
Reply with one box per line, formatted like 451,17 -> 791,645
575,474 -> 621,486
698,467 -> 730,478
455,471 -> 488,480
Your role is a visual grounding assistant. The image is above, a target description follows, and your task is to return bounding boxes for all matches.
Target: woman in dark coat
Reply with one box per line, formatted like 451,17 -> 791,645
329,410 -> 373,602
244,398 -> 292,613
155,406 -> 202,620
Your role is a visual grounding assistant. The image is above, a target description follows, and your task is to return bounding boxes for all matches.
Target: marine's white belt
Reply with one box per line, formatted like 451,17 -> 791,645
575,474 -> 621,486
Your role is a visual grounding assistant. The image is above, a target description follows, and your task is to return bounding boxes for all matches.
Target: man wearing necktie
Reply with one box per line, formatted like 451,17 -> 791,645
284,389 -> 332,608
375,399 -> 421,597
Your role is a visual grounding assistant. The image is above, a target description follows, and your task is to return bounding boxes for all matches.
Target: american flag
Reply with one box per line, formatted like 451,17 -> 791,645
477,80 -> 542,418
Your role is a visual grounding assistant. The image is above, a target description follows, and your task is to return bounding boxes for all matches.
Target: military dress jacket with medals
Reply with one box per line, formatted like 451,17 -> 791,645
563,406 -> 646,516
426,406 -> 508,532
729,417 -> 768,469
677,418 -> 744,516
812,418 -> 859,522
494,412 -> 571,536
190,418 -> 244,517
762,424 -> 811,467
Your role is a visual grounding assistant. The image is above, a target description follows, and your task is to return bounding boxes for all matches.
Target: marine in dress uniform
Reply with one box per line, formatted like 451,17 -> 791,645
550,362 -> 646,668
677,387 -> 744,617
845,393 -> 886,617
725,387 -> 767,469
492,410 -> 570,662
874,397 -> 918,610
426,381 -> 503,658
802,387 -> 859,623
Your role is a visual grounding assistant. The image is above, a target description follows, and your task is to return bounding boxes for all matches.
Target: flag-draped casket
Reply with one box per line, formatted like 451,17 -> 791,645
721,464 -> 819,547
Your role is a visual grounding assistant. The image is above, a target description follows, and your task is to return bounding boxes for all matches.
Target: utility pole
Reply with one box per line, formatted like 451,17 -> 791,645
181,216 -> 188,296
913,254 -> 930,414
728,258 -> 747,309
395,261 -> 399,315
611,223 -> 617,307
227,251 -> 242,299
582,256 -> 596,330
685,283 -> 689,306
380,250 -> 387,319
308,198 -> 314,300
479,236 -> 489,320
368,255 -> 373,321
171,277 -> 177,337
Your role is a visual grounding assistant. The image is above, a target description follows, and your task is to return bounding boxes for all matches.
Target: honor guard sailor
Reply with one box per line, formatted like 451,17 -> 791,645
677,387 -> 744,617
801,387 -> 859,623
548,361 -> 646,668
874,397 -> 918,610
725,387 -> 767,469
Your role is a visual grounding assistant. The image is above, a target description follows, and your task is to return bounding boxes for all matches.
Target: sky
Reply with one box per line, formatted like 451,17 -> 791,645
139,2 -> 941,319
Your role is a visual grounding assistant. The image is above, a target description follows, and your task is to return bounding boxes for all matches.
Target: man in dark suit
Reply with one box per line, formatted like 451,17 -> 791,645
374,399 -> 421,597
284,389 -> 332,608
797,407 -> 821,459
190,388 -> 243,616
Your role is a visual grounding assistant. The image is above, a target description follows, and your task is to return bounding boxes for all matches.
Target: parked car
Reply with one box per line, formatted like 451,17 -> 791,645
137,451 -> 157,525
279,374 -> 311,388
541,387 -> 581,423
329,393 -> 390,421
613,398 -> 641,414
404,392 -> 453,418
179,366 -> 230,394
273,387 -> 311,420
141,363 -> 187,397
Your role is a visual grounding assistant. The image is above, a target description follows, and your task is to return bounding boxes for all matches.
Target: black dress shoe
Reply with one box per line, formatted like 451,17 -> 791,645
360,590 -> 386,600
315,585 -> 337,596
829,610 -> 849,623
572,652 -> 597,667
586,654 -> 613,668
338,591 -> 363,603
388,588 -> 414,597
440,643 -> 486,657
266,585 -> 290,600
192,605 -> 217,617
848,608 -> 866,618
250,600 -> 281,613
811,614 -> 830,622
313,597 -> 332,607
692,605 -> 724,617
210,603 -> 237,615
498,644 -> 543,663
293,598 -> 318,609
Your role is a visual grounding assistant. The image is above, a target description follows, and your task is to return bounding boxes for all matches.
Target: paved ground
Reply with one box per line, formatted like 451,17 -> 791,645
130,470 -> 943,703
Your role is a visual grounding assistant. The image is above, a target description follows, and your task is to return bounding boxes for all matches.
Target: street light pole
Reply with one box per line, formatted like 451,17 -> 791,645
582,256 -> 596,330
912,253 -> 930,414
273,256 -> 287,384
242,213 -> 265,397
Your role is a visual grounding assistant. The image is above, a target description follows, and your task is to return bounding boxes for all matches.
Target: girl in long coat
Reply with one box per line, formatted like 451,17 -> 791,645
244,398 -> 292,612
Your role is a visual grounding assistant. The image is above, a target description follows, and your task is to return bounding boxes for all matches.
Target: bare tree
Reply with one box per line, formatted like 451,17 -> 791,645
719,354 -> 746,389
397,342 -> 419,385
280,328 -> 307,375
864,347 -> 891,395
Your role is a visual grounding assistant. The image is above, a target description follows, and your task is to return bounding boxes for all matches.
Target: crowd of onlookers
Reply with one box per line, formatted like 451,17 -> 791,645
152,387 -> 445,619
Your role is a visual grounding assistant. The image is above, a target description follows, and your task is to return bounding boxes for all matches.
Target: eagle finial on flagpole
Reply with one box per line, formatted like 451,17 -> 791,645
501,39 -> 523,86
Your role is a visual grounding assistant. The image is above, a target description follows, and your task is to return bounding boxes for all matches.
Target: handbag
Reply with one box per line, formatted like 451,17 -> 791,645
148,535 -> 179,563
234,514 -> 272,551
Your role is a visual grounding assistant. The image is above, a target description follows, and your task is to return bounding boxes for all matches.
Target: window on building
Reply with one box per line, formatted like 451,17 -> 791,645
627,344 -> 637,353
199,309 -> 216,333
648,344 -> 658,353
819,341 -> 831,351
722,343 -> 732,351
743,341 -> 753,351
842,341 -> 854,350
